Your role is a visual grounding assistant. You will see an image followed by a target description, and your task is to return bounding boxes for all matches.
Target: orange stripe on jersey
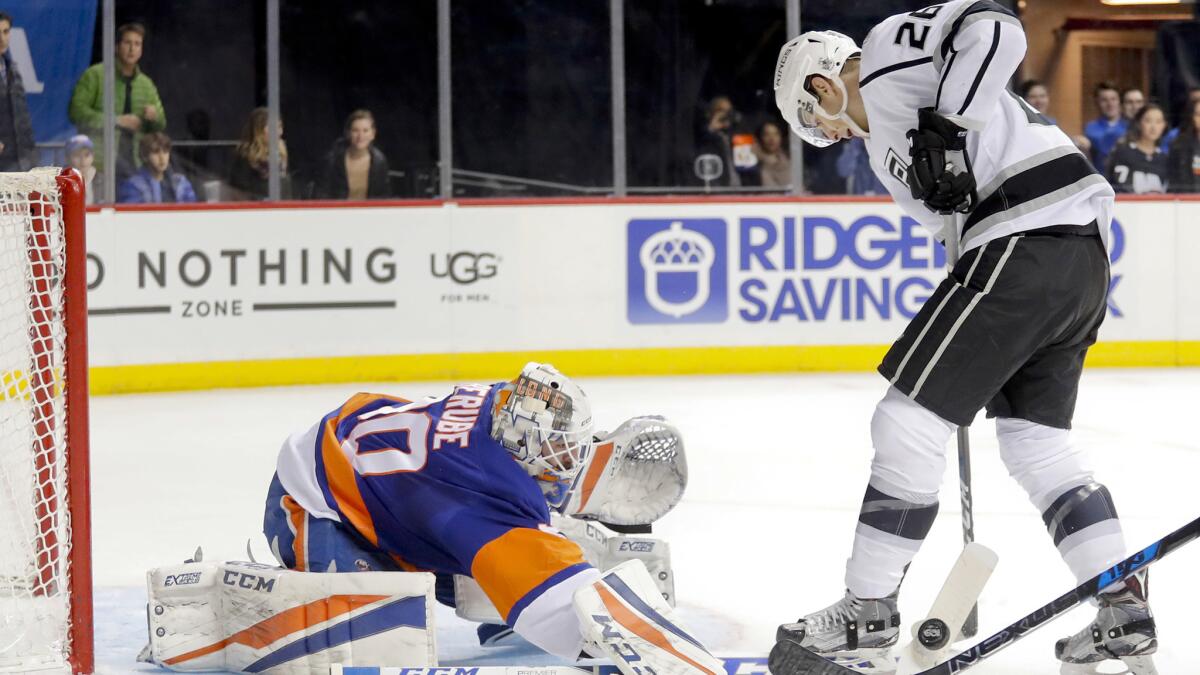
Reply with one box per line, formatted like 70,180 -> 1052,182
163,594 -> 388,666
577,441 -> 614,513
319,392 -> 405,546
470,527 -> 586,620
595,584 -> 718,675
281,495 -> 308,571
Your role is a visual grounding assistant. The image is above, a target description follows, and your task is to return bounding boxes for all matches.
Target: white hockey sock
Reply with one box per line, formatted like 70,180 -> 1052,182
996,417 -> 1127,583
845,388 -> 954,599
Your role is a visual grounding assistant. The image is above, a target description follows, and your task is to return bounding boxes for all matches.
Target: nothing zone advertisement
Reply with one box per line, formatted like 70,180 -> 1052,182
82,200 -> 1191,389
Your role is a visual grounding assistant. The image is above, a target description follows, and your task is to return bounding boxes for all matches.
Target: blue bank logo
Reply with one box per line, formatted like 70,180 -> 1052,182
627,219 -> 727,324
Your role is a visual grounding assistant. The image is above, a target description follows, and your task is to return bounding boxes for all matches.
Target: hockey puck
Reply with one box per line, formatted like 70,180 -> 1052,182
917,618 -> 951,650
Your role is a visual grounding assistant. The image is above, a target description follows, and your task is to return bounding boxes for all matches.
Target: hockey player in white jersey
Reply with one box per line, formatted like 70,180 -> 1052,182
769,2 -> 1155,673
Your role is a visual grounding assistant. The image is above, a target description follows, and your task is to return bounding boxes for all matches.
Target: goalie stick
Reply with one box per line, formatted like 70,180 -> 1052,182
770,513 -> 1200,675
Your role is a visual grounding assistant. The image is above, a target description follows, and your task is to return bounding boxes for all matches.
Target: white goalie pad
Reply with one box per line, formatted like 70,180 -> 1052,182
453,517 -> 677,624
574,560 -> 722,675
562,416 -> 687,526
141,560 -> 436,673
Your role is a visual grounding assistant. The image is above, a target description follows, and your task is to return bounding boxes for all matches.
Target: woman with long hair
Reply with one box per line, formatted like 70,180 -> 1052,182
1105,102 -> 1168,194
753,121 -> 790,188
1167,98 -> 1200,193
228,107 -> 291,200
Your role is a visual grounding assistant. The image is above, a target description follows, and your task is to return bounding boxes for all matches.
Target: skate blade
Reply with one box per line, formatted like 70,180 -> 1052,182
1058,654 -> 1158,675
769,639 -> 886,675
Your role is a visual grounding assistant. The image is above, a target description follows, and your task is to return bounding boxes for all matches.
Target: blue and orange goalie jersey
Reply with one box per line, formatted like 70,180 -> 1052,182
272,383 -> 594,628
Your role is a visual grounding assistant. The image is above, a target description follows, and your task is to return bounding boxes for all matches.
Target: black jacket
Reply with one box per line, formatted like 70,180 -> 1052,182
1167,132 -> 1200,193
316,140 -> 391,199
0,51 -> 35,171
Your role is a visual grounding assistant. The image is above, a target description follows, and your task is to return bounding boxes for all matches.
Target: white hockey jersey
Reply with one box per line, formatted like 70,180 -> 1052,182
858,0 -> 1115,252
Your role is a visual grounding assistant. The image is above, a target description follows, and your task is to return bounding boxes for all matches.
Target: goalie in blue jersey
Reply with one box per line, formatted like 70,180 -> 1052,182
260,362 -> 722,675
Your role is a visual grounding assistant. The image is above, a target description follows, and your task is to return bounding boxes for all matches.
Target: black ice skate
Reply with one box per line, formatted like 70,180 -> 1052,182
772,589 -> 900,674
1056,570 -> 1157,674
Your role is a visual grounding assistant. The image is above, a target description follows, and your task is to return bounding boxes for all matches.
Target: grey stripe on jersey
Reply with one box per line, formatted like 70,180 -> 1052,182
910,235 -> 1019,398
976,145 -> 1083,203
932,1 -> 1023,71
888,240 -> 991,388
964,174 -> 1109,242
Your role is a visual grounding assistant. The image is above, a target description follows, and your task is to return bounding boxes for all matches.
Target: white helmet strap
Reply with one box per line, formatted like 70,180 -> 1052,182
813,61 -> 869,139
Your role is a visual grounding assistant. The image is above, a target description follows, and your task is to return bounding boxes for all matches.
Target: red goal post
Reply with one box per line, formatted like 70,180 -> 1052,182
0,167 -> 92,673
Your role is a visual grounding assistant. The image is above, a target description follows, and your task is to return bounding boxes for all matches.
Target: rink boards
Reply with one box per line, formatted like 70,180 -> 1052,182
77,198 -> 1200,393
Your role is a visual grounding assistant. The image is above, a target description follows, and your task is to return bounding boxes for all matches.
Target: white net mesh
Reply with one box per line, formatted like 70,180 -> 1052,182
0,169 -> 73,672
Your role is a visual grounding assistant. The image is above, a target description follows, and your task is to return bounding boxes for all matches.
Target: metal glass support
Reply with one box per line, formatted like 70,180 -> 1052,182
267,0 -> 282,201
610,0 -> 627,196
102,0 -> 115,204
438,0 -> 453,198
786,0 -> 803,195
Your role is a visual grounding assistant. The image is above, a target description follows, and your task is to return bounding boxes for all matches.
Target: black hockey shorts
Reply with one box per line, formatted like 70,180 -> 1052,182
878,223 -> 1108,429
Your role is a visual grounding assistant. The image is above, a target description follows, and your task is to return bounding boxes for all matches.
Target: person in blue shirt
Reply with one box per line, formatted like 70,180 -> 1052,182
1084,82 -> 1127,171
835,136 -> 886,195
117,132 -> 196,203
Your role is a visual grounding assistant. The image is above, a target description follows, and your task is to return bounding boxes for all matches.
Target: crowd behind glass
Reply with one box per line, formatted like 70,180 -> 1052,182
4,14 -> 1198,203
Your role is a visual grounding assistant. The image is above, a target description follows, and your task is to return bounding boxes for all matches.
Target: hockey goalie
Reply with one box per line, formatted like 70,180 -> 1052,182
139,362 -> 722,675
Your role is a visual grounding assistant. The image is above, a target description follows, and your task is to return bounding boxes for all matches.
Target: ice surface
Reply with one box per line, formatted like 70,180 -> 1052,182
90,369 -> 1200,673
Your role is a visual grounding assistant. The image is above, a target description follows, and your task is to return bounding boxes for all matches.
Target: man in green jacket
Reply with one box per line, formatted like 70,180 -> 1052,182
68,22 -> 166,186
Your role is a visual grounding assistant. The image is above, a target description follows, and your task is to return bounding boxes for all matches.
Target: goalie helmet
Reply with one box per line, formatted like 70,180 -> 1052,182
491,362 -> 594,508
773,30 -> 868,147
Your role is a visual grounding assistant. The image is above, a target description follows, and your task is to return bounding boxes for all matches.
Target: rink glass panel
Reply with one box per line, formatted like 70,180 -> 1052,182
279,1 -> 439,200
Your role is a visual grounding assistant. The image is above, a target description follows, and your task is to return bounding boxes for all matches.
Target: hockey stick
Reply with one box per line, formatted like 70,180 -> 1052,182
769,513 -> 1200,675
943,212 -> 978,640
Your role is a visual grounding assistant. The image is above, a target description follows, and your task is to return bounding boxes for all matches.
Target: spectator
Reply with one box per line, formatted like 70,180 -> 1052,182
65,134 -> 99,205
1106,103 -> 1168,194
753,121 -> 790,189
836,136 -> 886,195
1167,98 -> 1200,193
68,22 -> 166,183
1084,82 -> 1126,170
1121,88 -> 1145,121
1018,79 -> 1055,124
118,132 -> 196,203
0,11 -> 33,170
316,109 -> 391,199
1161,87 -> 1200,150
694,95 -> 740,186
228,107 -> 291,200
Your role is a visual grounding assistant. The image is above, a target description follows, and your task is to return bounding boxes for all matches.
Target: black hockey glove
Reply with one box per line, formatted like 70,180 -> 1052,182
906,108 -> 978,215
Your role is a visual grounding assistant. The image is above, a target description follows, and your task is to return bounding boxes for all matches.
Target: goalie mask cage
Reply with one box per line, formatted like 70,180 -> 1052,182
0,168 -> 92,674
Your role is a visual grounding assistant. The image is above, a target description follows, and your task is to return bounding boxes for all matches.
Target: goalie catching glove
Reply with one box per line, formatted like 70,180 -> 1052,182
560,415 -> 688,526
907,107 -> 978,215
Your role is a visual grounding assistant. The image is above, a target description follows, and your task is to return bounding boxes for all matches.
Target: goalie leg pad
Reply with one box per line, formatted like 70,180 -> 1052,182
143,561 -> 437,673
552,514 -> 677,607
574,560 -> 722,675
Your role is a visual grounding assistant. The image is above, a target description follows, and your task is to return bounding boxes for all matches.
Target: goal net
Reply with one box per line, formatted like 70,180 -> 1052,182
0,168 -> 91,674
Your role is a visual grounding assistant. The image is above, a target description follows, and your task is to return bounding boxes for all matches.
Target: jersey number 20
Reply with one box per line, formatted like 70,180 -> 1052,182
344,402 -> 433,475
894,6 -> 942,50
